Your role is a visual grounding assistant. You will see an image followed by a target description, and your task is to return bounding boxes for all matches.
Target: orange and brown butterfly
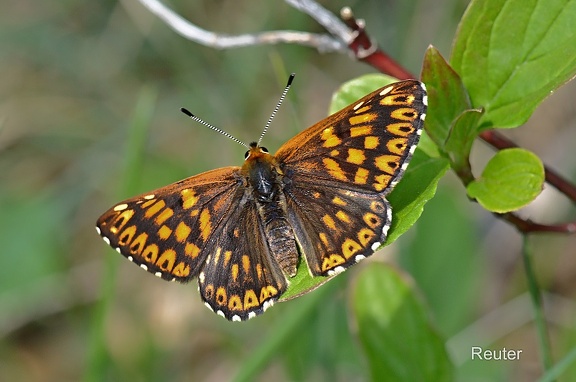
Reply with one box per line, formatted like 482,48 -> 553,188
96,75 -> 427,321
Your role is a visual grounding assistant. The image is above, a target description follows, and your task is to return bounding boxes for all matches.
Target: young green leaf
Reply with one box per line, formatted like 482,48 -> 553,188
421,45 -> 472,148
467,148 -> 545,212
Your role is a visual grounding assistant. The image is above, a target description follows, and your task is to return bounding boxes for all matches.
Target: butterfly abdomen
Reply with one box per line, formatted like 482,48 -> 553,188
244,150 -> 299,278
257,195 -> 299,277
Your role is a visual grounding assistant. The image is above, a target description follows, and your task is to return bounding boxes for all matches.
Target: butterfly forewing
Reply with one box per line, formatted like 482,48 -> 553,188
96,79 -> 427,321
276,80 -> 426,194
96,167 -> 242,281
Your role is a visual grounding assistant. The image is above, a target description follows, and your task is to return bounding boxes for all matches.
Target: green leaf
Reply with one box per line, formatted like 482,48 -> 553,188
451,0 -> 576,129
399,188 -> 482,337
328,73 -> 400,114
444,108 -> 484,175
387,150 -> 450,244
351,264 -> 454,382
467,148 -> 545,212
421,45 -> 472,148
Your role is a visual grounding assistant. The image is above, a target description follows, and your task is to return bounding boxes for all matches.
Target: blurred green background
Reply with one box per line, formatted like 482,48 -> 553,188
1,0 -> 575,381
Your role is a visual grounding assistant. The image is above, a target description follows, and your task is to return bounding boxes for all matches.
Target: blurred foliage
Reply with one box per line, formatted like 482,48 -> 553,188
1,0 -> 575,381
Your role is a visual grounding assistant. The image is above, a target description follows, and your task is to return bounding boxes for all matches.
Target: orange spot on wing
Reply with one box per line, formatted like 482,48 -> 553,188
322,215 -> 337,230
175,222 -> 191,242
111,209 -> 135,234
391,108 -> 418,122
322,158 -> 347,181
155,208 -> 174,225
364,136 -> 379,149
387,122 -> 416,137
349,113 -> 377,126
158,225 -> 172,240
322,254 -> 345,271
173,262 -> 190,277
242,255 -> 250,274
184,242 -> 200,258
199,209 -> 212,242
342,238 -> 362,259
144,200 -> 165,218
336,211 -> 351,224
375,155 -> 400,175
346,148 -> 366,165
119,225 -> 137,245
354,167 -> 369,184
387,137 -> 408,155
228,295 -> 242,311
332,196 -> 347,206
321,127 -> 341,148
142,244 -> 159,263
244,290 -> 259,309
373,174 -> 392,191
181,189 -> 199,209
350,125 -> 373,137
129,233 -> 148,255
156,249 -> 176,271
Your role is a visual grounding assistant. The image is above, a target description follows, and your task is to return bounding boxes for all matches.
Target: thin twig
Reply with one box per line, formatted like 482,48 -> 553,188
340,7 -> 415,79
498,212 -> 576,234
137,0 -> 347,53
284,0 -> 353,44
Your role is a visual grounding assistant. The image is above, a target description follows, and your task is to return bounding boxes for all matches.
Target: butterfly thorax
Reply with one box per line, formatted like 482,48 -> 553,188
242,144 -> 299,277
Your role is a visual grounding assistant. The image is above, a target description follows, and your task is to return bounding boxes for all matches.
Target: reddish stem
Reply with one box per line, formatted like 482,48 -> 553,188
341,9 -> 413,80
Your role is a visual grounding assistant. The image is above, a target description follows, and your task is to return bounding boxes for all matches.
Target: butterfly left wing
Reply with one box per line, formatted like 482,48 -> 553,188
96,166 -> 288,321
275,80 -> 427,276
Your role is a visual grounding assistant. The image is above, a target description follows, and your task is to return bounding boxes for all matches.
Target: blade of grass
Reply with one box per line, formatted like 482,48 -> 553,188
538,346 -> 576,382
84,86 -> 157,382
522,235 -> 554,375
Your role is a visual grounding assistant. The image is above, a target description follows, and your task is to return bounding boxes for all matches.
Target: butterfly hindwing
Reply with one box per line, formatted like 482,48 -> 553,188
283,175 -> 391,276
198,197 -> 288,321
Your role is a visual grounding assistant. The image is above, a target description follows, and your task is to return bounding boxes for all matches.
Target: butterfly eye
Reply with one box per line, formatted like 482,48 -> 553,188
260,147 -> 269,153
244,150 -> 250,159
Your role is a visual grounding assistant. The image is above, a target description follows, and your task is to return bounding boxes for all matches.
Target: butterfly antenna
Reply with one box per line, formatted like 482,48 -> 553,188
180,108 -> 249,148
257,73 -> 295,147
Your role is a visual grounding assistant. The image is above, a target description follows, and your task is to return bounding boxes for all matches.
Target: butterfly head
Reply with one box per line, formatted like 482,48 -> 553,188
244,141 -> 270,160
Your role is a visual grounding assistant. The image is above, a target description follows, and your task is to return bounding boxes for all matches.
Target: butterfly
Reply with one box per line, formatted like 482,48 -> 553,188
96,76 -> 427,321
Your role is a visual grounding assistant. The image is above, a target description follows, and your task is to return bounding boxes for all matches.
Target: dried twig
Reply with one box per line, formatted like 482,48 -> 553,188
137,0 -> 347,53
